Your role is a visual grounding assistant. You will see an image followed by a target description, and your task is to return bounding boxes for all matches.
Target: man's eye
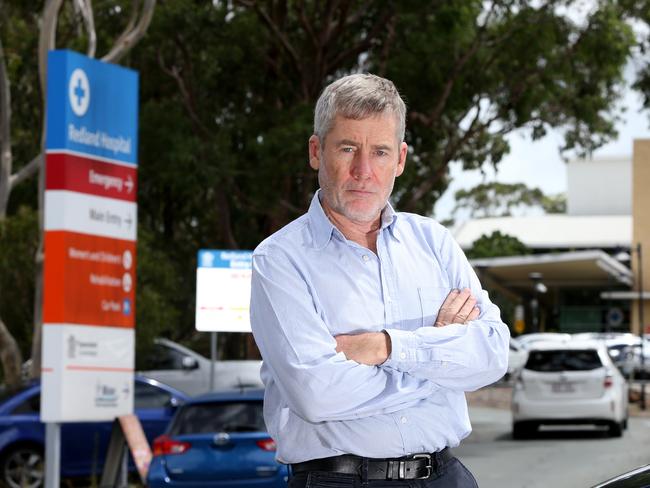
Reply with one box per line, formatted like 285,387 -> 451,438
342,147 -> 355,153
376,150 -> 387,157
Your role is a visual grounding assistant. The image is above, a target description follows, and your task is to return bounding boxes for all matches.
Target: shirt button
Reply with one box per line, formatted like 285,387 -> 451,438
362,254 -> 370,262
401,416 -> 407,424
400,352 -> 407,360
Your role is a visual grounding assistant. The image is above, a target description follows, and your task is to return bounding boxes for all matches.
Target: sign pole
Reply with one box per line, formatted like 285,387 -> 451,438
41,49 -> 139,475
44,423 -> 61,488
196,249 -> 254,390
210,331 -> 218,391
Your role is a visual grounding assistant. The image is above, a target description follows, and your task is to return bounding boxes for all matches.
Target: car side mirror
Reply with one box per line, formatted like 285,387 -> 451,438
165,396 -> 181,412
181,356 -> 199,370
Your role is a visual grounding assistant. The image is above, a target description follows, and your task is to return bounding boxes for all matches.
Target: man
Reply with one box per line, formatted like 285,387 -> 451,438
250,74 -> 509,487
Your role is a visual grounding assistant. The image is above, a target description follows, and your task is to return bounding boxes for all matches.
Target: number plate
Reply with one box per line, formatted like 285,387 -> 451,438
551,382 -> 575,393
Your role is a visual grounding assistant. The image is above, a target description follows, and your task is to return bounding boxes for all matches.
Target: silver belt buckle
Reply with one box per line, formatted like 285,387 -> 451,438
412,454 -> 433,479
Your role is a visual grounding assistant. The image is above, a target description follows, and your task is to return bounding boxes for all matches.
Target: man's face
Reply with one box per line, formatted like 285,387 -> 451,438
309,113 -> 407,224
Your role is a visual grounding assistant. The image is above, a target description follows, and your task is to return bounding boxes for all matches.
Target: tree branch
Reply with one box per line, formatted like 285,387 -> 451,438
0,37 -> 12,219
326,8 -> 393,71
401,101 -> 490,211
235,0 -> 303,78
38,0 -> 65,111
426,1 -> 501,127
9,154 -> 43,191
101,0 -> 156,63
295,0 -> 319,48
157,49 -> 211,139
74,0 -> 97,57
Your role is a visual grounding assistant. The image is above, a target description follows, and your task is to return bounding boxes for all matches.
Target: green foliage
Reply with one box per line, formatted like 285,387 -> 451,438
379,0 -> 635,213
133,227 -> 183,368
453,182 -> 566,218
0,1 -> 647,359
466,231 -> 530,259
0,207 -> 38,359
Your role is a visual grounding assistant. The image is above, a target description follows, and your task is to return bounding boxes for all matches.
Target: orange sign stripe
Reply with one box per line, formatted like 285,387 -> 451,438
43,230 -> 136,328
66,365 -> 134,372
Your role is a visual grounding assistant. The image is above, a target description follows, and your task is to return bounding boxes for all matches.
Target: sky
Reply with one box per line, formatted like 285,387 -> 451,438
433,70 -> 650,223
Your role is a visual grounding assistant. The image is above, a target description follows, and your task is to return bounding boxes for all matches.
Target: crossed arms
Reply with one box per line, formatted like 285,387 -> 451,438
250,240 -> 510,424
335,288 -> 480,366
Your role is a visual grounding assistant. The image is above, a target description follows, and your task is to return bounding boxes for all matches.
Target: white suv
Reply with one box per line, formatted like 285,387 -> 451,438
511,340 -> 628,439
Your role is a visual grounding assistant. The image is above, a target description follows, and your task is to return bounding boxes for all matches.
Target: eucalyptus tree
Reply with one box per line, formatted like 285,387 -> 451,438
0,0 -> 156,386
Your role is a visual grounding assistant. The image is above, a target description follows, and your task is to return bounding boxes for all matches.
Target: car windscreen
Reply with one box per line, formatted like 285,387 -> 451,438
524,349 -> 602,372
169,401 -> 265,435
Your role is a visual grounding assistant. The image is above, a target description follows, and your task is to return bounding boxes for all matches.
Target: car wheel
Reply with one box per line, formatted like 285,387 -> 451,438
512,422 -> 535,440
1,446 -> 44,488
608,421 -> 623,438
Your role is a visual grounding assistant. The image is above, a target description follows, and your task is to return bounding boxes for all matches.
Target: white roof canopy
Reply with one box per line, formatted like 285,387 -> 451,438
454,215 -> 632,250
471,250 -> 633,290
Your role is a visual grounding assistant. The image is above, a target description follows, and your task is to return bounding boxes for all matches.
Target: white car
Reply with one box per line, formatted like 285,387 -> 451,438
507,337 -> 528,379
138,338 -> 263,396
516,332 -> 572,350
511,340 -> 628,439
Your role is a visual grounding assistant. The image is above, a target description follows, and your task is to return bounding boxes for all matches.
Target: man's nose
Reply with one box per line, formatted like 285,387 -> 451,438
350,151 -> 372,179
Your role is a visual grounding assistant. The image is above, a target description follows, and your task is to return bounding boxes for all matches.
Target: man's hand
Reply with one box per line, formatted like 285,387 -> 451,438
335,331 -> 391,366
434,288 -> 480,327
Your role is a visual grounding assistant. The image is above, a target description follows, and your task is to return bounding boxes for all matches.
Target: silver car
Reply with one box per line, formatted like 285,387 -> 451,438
138,338 -> 263,396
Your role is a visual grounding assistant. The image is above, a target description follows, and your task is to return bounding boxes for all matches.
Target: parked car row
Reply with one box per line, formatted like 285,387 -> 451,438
0,337 -> 269,488
0,379 -> 285,488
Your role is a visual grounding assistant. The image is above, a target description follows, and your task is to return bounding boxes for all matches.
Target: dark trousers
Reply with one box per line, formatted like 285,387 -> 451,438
288,457 -> 479,488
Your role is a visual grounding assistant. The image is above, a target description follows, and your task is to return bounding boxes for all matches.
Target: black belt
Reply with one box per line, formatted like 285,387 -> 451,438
291,448 -> 454,480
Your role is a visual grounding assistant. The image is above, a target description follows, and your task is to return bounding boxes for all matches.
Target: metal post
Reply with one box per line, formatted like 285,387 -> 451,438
637,243 -> 646,410
45,422 -> 61,488
529,272 -> 544,333
119,448 -> 128,487
210,331 -> 218,391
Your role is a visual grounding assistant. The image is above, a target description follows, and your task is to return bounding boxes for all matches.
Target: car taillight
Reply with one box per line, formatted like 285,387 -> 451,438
256,438 -> 277,451
152,435 -> 191,456
604,375 -> 613,388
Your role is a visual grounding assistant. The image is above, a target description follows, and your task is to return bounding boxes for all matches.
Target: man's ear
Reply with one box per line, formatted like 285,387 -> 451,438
308,135 -> 321,170
395,141 -> 407,177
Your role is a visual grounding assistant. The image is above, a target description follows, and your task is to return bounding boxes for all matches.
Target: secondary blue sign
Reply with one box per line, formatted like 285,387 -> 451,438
46,50 -> 139,165
198,250 -> 253,269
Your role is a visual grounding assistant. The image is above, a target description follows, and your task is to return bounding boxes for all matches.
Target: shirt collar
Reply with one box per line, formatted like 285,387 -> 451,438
308,190 -> 401,249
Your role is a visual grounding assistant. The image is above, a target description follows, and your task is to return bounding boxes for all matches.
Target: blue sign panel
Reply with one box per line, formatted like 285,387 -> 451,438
46,50 -> 139,165
198,250 -> 253,269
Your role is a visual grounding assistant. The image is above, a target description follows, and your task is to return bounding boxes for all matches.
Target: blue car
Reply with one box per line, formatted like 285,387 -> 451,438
147,388 -> 288,487
0,375 -> 188,487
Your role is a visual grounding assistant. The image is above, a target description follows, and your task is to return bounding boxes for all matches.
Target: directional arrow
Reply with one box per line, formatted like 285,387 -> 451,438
124,175 -> 134,194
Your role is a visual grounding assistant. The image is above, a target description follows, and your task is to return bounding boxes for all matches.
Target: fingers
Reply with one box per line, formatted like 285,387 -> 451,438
466,306 -> 480,323
434,289 -> 461,326
455,293 -> 477,323
434,288 -> 480,327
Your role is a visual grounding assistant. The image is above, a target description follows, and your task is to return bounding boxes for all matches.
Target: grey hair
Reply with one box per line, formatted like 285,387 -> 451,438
314,73 -> 407,144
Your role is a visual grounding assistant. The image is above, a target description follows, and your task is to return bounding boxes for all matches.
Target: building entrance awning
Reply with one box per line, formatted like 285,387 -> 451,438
470,250 -> 633,290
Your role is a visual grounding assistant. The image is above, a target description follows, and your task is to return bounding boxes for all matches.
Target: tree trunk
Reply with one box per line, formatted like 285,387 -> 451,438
0,316 -> 23,386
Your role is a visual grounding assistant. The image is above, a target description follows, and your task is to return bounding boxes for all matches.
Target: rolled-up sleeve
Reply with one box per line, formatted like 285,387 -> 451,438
250,247 -> 439,423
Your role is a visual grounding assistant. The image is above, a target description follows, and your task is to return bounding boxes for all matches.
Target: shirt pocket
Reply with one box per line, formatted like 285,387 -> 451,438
418,286 -> 452,328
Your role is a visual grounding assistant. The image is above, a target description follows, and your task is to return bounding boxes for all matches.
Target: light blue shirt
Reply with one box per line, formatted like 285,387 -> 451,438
250,191 -> 509,464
